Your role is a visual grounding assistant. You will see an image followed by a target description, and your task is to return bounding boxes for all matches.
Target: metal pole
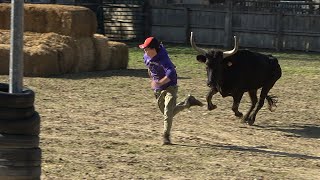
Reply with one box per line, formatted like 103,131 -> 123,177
9,0 -> 24,93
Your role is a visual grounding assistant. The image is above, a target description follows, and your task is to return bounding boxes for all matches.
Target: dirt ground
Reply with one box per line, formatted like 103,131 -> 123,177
1,57 -> 319,179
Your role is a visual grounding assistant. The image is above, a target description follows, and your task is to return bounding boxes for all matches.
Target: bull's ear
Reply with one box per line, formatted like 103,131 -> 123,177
196,55 -> 207,63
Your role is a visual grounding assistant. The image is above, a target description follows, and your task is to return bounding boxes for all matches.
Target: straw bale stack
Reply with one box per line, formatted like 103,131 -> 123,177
72,37 -> 96,73
108,41 -> 129,70
0,44 -> 10,74
92,34 -> 111,71
0,31 -> 75,76
0,4 -> 129,76
0,3 -> 97,38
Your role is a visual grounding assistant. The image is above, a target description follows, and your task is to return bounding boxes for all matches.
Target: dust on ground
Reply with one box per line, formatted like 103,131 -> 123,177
1,65 -> 319,179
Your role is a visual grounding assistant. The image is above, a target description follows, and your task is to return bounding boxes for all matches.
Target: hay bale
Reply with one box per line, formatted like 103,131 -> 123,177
0,30 -> 98,76
23,47 -> 60,77
25,32 -> 77,74
108,41 -> 129,70
23,32 -> 77,76
0,3 -> 97,38
0,30 -> 129,76
0,30 -> 9,44
0,30 -> 78,77
0,44 -> 60,77
92,34 -> 111,71
71,37 -> 95,73
0,5 -> 10,30
0,44 -> 10,75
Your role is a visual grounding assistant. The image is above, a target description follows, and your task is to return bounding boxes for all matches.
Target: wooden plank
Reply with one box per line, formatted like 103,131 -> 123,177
282,15 -> 320,32
189,9 -> 225,27
233,28 -> 277,35
152,5 -> 227,13
188,28 -> 226,46
104,26 -> 144,32
224,0 -> 232,48
103,7 -> 144,13
102,1 -> 145,41
235,32 -> 277,49
104,31 -> 143,36
151,8 -> 186,26
151,26 -> 186,43
104,18 -> 144,23
281,35 -> 320,52
105,34 -> 140,40
103,4 -> 142,8
184,7 -> 190,43
103,11 -> 144,16
104,22 -> 144,27
282,31 -> 320,36
104,15 -> 144,21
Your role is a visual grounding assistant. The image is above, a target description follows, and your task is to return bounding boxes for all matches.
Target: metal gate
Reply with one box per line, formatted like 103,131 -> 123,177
102,0 -> 146,41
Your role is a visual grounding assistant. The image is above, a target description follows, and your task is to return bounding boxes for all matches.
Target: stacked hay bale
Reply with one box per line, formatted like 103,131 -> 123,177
0,4 -> 128,77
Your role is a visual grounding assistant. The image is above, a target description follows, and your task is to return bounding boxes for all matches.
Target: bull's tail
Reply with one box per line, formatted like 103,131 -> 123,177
266,95 -> 278,112
268,55 -> 282,80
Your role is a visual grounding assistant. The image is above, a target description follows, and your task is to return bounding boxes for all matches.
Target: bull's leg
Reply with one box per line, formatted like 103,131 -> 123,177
242,90 -> 258,123
232,91 -> 244,117
247,82 -> 276,125
207,87 -> 218,111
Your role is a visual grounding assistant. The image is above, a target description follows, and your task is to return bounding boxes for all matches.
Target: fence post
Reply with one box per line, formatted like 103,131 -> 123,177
224,0 -> 233,48
276,10 -> 283,51
97,0 -> 105,35
9,0 -> 24,93
143,1 -> 151,37
184,7 -> 190,43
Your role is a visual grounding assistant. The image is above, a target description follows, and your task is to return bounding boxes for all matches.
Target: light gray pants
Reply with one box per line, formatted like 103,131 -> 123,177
155,86 -> 189,136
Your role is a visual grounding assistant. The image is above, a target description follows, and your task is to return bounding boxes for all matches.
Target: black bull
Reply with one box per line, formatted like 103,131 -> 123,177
190,32 -> 282,125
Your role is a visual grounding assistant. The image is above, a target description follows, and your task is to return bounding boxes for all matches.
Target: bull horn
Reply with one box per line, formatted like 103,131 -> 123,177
190,32 -> 207,55
223,36 -> 239,58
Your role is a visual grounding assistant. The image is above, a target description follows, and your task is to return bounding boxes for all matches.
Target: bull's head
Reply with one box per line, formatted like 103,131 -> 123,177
190,32 -> 238,87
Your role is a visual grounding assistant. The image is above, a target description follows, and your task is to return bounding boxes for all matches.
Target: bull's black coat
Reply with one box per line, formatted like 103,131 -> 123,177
196,48 -> 282,125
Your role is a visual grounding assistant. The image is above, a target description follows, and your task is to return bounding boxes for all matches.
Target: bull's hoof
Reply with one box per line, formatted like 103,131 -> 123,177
241,113 -> 256,125
246,115 -> 256,126
235,112 -> 243,118
208,104 -> 217,111
240,118 -> 247,124
247,119 -> 255,126
241,115 -> 249,124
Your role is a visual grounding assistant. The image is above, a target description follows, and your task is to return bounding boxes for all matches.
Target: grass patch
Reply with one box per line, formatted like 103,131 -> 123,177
128,43 -> 320,76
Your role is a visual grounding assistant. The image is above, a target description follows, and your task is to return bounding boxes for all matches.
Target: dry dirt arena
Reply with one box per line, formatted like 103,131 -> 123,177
1,57 -> 319,179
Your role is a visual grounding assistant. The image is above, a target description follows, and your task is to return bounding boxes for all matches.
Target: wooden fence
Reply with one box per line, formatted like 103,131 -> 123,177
149,1 -> 320,52
6,0 -> 320,51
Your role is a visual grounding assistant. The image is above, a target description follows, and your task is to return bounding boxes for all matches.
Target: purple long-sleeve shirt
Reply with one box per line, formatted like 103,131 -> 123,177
143,45 -> 177,91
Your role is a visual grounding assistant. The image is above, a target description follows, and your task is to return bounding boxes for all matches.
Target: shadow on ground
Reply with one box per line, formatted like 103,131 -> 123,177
51,69 -> 149,79
49,69 -> 192,80
255,124 -> 320,139
174,143 -> 320,160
